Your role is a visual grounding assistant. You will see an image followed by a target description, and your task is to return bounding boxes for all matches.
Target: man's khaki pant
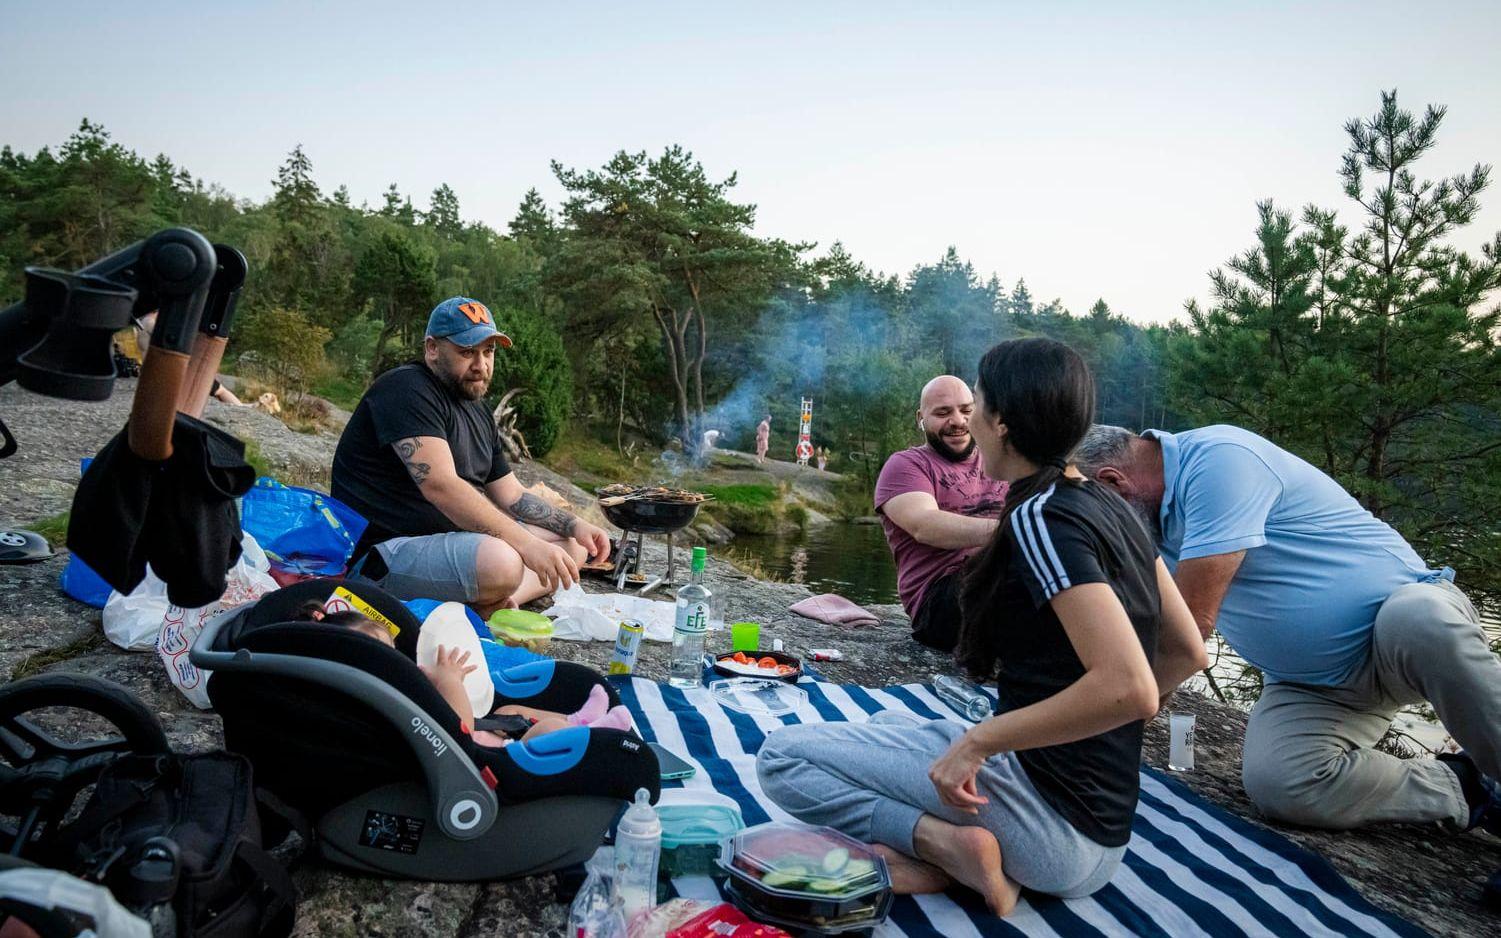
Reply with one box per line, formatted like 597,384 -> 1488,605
1241,579 -> 1500,829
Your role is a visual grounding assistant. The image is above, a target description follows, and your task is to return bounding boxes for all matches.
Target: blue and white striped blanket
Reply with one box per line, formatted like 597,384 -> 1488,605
615,674 -> 1426,938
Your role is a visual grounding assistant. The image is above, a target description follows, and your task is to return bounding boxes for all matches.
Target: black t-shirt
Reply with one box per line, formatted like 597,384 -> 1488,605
988,478 -> 1161,847
332,363 -> 510,558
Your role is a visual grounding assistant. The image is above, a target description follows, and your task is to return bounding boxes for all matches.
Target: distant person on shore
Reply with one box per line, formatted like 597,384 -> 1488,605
1073,424 -> 1501,840
207,378 -> 243,406
875,375 -> 1007,651
816,446 -> 828,472
759,339 -> 1208,915
332,297 -> 610,616
755,415 -> 771,463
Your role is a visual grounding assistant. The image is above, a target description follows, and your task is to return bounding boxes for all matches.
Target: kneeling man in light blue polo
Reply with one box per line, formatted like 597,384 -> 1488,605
1074,424 -> 1500,837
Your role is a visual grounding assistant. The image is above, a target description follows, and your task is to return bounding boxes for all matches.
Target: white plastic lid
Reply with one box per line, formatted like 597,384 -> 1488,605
709,678 -> 808,717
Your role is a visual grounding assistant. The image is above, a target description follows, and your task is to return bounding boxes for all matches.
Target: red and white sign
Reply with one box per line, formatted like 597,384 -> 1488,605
796,398 -> 814,466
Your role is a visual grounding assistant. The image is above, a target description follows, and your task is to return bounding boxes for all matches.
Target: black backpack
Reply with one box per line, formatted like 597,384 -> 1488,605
38,752 -> 304,938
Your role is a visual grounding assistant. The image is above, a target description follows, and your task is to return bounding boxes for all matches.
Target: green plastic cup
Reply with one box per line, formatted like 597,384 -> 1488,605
731,622 -> 761,653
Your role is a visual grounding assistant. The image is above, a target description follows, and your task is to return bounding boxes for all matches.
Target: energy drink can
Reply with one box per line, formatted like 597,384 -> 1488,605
608,619 -> 645,675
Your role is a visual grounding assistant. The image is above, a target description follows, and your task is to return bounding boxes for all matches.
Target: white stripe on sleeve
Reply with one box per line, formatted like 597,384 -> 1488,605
1031,484 -> 1072,591
1011,503 -> 1057,597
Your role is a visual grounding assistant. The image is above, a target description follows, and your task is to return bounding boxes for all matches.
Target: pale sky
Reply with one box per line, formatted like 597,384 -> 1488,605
3,1 -> 1498,323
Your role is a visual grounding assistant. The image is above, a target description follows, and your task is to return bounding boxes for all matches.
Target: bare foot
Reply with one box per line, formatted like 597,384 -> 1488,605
871,844 -> 951,894
913,816 -> 1021,916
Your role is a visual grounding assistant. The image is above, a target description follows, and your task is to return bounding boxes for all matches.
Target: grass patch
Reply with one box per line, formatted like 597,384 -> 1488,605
29,510 -> 71,548
543,428 -> 643,488
311,373 -> 367,412
829,474 -> 877,520
242,438 -> 272,479
699,484 -> 778,507
708,451 -> 757,471
11,632 -> 105,681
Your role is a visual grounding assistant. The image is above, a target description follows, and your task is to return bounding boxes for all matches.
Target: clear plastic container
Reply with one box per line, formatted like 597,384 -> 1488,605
657,788 -> 744,877
708,678 -> 807,717
719,822 -> 893,934
486,609 -> 554,653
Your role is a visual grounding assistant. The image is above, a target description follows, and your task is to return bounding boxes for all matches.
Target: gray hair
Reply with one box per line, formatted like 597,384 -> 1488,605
1071,424 -> 1138,478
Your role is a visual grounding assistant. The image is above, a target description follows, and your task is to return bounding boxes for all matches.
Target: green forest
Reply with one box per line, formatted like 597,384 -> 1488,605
2,91 -> 1497,607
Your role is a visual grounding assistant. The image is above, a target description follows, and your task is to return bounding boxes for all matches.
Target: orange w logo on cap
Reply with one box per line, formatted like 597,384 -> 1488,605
457,302 -> 491,325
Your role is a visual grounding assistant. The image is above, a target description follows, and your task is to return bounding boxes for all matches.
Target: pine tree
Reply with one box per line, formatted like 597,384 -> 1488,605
509,187 -> 553,241
380,183 -> 405,219
352,230 -> 438,376
261,144 -> 345,322
271,145 -> 321,227
426,183 -> 461,237
1009,278 -> 1034,319
1172,91 -> 1501,603
904,247 -> 1002,380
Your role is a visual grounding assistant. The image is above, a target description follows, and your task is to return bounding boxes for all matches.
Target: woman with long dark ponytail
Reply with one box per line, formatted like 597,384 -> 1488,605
758,338 -> 1207,915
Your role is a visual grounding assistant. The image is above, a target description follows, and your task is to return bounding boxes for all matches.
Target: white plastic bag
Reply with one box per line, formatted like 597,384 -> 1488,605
545,583 -> 676,643
102,534 -> 270,651
101,567 -> 170,651
156,543 -> 278,709
568,846 -> 627,938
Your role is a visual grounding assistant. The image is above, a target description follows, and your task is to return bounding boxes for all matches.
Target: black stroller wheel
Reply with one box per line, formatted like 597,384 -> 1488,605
0,673 -> 170,858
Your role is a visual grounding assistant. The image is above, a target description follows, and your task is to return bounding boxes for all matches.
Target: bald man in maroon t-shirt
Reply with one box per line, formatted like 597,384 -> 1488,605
875,376 -> 1008,650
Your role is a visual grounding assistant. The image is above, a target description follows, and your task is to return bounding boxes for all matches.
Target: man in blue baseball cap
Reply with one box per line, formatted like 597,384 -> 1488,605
332,296 -> 610,614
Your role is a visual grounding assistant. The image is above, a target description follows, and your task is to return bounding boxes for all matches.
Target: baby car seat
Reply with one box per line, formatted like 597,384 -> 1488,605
192,579 -> 659,881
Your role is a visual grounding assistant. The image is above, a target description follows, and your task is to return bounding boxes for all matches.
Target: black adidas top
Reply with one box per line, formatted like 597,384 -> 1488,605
990,478 -> 1161,847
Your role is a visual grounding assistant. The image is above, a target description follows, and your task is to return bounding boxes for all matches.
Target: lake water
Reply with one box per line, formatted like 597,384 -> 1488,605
728,521 -> 1499,751
729,522 -> 898,607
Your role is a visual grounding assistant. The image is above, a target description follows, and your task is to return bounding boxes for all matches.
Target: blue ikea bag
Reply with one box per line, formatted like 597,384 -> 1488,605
240,478 -> 368,576
59,555 -> 113,608
57,457 -> 113,608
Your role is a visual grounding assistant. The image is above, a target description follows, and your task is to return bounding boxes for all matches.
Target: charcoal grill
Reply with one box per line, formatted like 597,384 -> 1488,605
598,489 -> 705,589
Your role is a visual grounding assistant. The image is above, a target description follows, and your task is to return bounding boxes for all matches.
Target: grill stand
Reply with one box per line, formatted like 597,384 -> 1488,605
610,528 -> 681,593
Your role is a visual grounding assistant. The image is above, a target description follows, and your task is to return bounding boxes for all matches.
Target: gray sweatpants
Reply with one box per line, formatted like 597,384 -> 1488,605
756,711 -> 1126,898
1242,579 -> 1501,829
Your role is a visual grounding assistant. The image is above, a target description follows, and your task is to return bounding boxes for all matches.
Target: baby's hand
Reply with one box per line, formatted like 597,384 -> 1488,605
426,645 -> 477,685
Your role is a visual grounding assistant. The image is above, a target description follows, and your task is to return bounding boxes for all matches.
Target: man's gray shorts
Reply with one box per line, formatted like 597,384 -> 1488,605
372,532 -> 487,603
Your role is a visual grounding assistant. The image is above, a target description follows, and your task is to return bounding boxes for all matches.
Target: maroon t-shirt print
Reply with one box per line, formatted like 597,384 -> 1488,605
874,446 -> 1008,617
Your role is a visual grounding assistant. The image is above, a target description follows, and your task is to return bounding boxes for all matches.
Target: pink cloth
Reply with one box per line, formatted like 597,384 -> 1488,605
789,593 -> 880,627
874,446 -> 1007,618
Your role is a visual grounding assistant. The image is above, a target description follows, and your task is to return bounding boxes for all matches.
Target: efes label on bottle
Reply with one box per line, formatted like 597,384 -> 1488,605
676,602 -> 709,634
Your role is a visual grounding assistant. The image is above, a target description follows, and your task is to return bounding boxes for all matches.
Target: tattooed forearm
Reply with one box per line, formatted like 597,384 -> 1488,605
506,492 -> 578,538
394,438 -> 431,487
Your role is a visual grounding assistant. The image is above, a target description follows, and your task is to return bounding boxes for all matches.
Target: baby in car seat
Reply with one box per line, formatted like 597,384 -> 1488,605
291,601 -> 632,746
